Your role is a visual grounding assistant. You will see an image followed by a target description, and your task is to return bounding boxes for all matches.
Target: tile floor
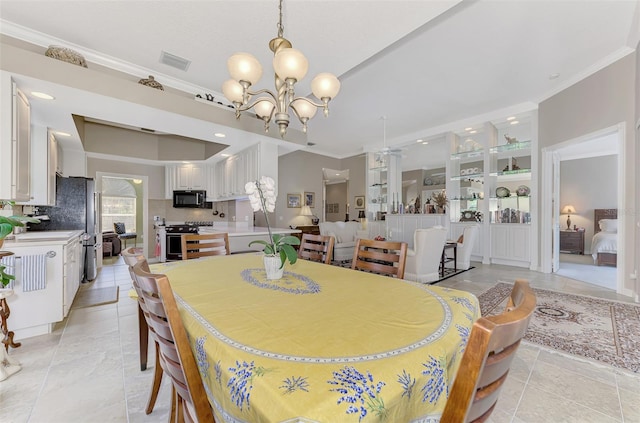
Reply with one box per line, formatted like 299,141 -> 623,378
1,257 -> 639,423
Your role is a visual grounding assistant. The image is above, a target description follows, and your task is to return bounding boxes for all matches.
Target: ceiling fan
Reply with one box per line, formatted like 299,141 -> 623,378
375,116 -> 403,156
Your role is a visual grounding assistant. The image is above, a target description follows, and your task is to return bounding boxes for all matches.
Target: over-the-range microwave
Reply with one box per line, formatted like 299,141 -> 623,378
172,190 -> 212,208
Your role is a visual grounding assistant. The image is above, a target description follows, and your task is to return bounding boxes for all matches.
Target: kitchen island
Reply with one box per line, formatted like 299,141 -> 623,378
197,225 -> 301,254
2,230 -> 84,339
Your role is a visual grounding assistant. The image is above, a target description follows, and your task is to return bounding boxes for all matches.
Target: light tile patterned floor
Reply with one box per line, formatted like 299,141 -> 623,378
1,258 -> 638,422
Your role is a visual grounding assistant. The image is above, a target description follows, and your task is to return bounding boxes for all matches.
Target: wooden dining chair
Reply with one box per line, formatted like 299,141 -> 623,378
132,261 -> 216,423
298,233 -> 335,264
181,233 -> 230,260
441,279 -> 536,423
351,238 -> 408,278
121,248 -> 163,415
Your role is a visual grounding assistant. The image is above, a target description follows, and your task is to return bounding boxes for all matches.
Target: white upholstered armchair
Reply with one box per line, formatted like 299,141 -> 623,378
446,224 -> 479,271
404,227 -> 448,283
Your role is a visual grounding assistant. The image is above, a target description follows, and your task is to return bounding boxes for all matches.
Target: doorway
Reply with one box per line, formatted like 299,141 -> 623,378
322,168 -> 349,222
541,124 -> 624,293
96,172 -> 149,265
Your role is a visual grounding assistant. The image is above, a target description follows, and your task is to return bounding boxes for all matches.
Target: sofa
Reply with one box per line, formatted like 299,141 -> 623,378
102,231 -> 122,257
318,221 -> 368,262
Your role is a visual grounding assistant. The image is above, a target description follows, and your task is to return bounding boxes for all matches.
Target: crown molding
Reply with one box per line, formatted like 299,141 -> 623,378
0,19 -> 227,100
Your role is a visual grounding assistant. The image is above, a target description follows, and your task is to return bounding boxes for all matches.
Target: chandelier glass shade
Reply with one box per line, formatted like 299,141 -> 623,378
222,0 -> 340,137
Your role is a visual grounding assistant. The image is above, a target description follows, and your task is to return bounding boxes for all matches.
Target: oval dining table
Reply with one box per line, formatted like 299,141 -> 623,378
152,253 -> 479,423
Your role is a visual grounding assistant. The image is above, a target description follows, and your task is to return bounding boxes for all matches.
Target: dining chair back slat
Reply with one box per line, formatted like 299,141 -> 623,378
351,238 -> 408,278
121,248 -> 163,416
181,233 -> 230,259
132,262 -> 216,423
298,233 -> 335,264
441,279 -> 536,423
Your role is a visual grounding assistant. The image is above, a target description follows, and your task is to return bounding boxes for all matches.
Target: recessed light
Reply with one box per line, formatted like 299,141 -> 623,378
31,92 -> 55,100
422,141 -> 429,145
55,131 -> 71,137
470,130 -> 477,134
182,161 -> 191,164
506,116 -> 516,121
465,127 -> 472,131
220,154 -> 231,157
510,120 -> 519,125
132,179 -> 142,184
214,132 -> 226,138
416,139 -> 423,143
335,173 -> 340,176
549,73 -> 560,80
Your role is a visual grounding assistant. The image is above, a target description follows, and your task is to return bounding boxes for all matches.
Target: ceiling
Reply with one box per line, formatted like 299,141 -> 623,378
0,0 -> 637,171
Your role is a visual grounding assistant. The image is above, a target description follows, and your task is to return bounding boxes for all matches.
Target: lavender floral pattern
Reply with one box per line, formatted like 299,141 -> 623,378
241,268 -> 321,295
328,366 -> 386,421
195,336 -> 213,398
421,356 -> 447,404
227,360 -> 256,411
214,360 -> 222,386
397,370 -> 416,400
280,376 -> 310,394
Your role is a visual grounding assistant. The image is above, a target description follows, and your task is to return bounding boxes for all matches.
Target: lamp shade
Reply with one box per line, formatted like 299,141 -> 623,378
254,98 -> 276,118
311,72 -> 341,100
222,79 -> 245,103
358,210 -> 366,219
291,99 -> 317,120
561,205 -> 576,214
228,52 -> 263,85
273,48 -> 308,81
300,205 -> 313,216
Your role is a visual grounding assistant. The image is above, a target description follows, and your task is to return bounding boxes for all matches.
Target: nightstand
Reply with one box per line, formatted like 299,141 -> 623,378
559,230 -> 584,254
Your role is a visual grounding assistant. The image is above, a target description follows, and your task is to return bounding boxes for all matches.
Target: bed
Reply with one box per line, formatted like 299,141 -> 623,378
591,208 -> 617,267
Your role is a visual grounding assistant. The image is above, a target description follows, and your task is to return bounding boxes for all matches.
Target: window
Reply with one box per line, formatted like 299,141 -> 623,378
102,196 -> 136,233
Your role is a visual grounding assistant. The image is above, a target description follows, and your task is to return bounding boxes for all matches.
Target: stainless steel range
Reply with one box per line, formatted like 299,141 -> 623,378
165,224 -> 199,261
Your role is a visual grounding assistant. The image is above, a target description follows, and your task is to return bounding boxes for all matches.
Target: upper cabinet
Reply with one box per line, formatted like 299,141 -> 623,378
165,164 -> 208,198
212,142 -> 278,201
18,125 -> 57,206
0,72 -> 31,201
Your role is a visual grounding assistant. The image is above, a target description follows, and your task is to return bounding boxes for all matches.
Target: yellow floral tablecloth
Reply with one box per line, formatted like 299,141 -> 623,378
152,253 -> 479,423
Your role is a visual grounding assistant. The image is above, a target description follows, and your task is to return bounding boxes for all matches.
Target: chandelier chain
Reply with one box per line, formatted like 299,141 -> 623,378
277,0 -> 284,38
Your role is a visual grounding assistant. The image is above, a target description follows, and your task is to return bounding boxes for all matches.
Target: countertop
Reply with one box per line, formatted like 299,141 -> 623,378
3,230 -> 85,247
198,226 -> 300,236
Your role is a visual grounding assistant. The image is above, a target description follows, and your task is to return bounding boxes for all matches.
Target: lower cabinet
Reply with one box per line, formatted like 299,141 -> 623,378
490,224 -> 530,267
5,235 -> 82,339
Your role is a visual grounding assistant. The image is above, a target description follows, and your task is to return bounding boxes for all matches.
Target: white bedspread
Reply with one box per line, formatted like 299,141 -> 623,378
591,231 -> 617,261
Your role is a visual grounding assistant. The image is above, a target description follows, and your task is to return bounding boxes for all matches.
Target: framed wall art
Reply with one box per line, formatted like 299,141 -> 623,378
304,192 -> 315,208
354,196 -> 365,209
287,193 -> 302,208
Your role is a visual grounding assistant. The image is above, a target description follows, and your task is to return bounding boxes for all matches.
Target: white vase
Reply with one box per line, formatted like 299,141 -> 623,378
263,254 -> 284,280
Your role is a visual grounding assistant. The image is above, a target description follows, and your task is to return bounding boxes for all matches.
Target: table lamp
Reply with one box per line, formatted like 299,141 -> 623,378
561,205 -> 576,230
300,205 -> 318,225
358,210 -> 366,229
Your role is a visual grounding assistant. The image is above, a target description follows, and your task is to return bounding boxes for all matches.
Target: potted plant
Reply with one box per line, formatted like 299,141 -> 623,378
245,177 -> 300,280
431,190 -> 449,214
0,200 -> 40,287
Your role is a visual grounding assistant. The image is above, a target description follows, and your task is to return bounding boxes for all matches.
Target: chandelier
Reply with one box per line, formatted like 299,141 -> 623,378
222,0 -> 341,137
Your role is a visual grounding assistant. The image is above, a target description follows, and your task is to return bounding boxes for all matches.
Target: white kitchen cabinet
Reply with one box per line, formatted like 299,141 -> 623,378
176,164 -> 206,190
212,142 -> 278,200
165,164 -> 209,198
63,236 -> 81,317
4,232 -> 83,338
0,72 -> 31,201
490,223 -> 530,267
19,126 -> 57,206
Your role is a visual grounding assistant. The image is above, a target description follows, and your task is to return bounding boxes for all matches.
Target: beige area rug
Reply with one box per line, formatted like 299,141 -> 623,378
478,282 -> 640,373
72,285 -> 119,309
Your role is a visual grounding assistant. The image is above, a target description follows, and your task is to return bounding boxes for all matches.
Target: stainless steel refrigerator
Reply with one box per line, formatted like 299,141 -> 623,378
28,176 -> 99,281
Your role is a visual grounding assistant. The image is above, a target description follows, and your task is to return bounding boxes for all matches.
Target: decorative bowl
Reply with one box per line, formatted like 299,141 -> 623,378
45,45 -> 88,68
496,187 -> 510,198
516,185 -> 530,196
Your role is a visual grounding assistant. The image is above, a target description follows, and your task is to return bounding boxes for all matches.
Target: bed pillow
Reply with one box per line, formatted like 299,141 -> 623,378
599,219 -> 618,233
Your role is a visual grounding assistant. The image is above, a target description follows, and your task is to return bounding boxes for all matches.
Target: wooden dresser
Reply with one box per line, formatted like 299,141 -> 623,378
292,225 -> 320,249
559,230 -> 584,255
